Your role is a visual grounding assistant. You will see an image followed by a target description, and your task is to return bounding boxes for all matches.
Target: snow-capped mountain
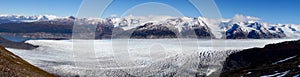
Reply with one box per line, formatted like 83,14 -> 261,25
0,14 -> 299,39
220,15 -> 300,39
109,15 -> 215,39
0,15 -> 63,23
108,14 -> 300,39
220,15 -> 286,39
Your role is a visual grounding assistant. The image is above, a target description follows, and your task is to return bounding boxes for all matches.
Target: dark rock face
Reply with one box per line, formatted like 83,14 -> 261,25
0,22 -> 73,33
247,30 -> 260,39
112,22 -> 215,39
130,23 -> 177,39
0,21 -> 73,39
220,39 -> 300,77
181,23 -> 215,39
0,45 -> 56,77
95,23 -> 114,39
225,24 -> 248,39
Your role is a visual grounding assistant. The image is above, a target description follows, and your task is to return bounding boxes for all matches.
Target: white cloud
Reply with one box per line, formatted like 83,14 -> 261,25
246,16 -> 260,21
110,14 -> 118,17
232,14 -> 261,22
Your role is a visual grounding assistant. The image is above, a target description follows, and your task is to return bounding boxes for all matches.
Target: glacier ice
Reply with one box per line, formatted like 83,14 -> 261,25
6,39 -> 297,76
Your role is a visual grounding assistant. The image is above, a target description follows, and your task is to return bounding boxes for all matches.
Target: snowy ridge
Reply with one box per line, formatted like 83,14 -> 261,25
0,15 -> 62,20
84,15 -> 300,39
0,14 -> 67,24
108,15 -> 300,38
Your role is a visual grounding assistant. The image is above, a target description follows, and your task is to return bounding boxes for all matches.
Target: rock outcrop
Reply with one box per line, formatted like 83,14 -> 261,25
220,39 -> 300,77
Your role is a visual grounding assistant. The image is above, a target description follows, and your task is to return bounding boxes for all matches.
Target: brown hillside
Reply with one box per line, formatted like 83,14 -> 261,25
0,46 -> 56,77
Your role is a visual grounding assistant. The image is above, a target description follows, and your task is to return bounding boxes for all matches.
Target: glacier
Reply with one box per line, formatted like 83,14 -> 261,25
6,39 -> 297,76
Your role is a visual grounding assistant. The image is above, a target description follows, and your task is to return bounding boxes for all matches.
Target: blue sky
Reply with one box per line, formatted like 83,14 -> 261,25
0,0 -> 300,24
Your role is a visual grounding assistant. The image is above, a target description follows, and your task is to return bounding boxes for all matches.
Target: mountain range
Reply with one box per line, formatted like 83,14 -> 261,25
0,14 -> 299,39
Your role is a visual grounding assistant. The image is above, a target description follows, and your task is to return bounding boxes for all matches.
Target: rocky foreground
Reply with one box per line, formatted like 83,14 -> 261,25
0,45 -> 56,77
220,39 -> 300,77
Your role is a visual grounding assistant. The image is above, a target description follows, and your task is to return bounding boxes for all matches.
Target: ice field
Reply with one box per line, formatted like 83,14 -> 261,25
7,39 -> 297,76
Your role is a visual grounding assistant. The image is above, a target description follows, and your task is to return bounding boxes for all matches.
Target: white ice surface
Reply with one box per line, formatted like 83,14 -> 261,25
272,56 -> 297,65
260,70 -> 290,77
7,39 -> 297,76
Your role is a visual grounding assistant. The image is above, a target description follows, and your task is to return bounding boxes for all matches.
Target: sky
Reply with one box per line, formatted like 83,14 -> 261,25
0,0 -> 300,24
